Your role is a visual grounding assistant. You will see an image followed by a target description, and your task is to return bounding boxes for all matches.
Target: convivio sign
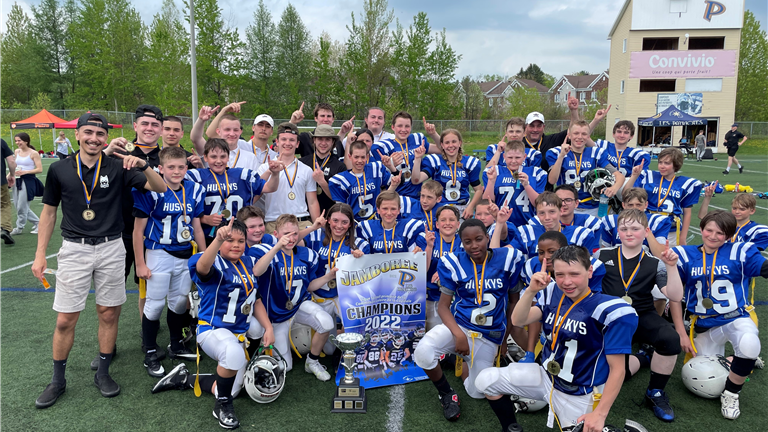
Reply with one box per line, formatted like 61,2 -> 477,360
629,50 -> 737,78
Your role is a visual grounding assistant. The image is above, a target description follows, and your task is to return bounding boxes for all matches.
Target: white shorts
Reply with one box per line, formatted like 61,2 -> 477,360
425,300 -> 442,331
143,249 -> 192,321
413,324 -> 498,399
667,231 -> 678,246
574,207 -> 599,217
475,362 -> 596,429
54,238 -> 126,312
694,317 -> 761,360
272,300 -> 334,371
313,295 -> 341,355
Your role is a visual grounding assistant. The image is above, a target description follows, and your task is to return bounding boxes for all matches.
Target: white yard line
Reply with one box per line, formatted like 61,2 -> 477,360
386,385 -> 406,432
1,254 -> 56,274
696,163 -> 766,175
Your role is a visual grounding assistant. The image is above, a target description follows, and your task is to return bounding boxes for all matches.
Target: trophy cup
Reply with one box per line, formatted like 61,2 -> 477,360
329,332 -> 370,413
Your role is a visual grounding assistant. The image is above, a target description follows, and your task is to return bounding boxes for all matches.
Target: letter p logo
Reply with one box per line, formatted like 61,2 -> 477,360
703,1 -> 726,22
398,271 -> 415,286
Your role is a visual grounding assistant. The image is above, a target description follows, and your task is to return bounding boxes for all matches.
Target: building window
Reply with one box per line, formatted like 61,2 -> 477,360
579,92 -> 586,101
689,37 -> 725,50
591,91 -> 596,100
639,79 -> 676,92
623,39 -> 627,53
620,80 -> 625,94
489,98 -> 493,107
642,37 -> 678,51
685,78 -> 723,92
554,94 -> 560,103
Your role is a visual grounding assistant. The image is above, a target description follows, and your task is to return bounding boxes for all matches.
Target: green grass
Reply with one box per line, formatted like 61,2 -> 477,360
2,154 -> 768,432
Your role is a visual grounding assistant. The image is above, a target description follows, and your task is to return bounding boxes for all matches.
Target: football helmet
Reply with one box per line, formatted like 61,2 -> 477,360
414,324 -> 426,338
290,323 -> 312,355
381,329 -> 394,342
392,332 -> 406,348
681,355 -> 730,399
511,394 -> 547,412
244,346 -> 287,403
583,168 -> 615,200
369,331 -> 381,344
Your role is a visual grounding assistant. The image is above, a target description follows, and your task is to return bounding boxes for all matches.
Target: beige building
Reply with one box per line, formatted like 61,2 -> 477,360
607,0 -> 744,150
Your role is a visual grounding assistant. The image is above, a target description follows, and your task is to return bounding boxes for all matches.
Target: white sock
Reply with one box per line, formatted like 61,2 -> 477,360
738,164 -> 742,168
726,167 -> 731,172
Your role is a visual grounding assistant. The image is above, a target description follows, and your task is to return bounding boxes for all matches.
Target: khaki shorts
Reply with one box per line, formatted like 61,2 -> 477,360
53,238 -> 127,313
265,219 -> 312,235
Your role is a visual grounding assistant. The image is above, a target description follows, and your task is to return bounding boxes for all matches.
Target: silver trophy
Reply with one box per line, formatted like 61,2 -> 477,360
329,332 -> 370,413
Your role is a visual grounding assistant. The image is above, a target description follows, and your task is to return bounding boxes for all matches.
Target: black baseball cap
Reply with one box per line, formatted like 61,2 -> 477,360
76,113 -> 112,131
277,122 -> 299,136
135,104 -> 164,122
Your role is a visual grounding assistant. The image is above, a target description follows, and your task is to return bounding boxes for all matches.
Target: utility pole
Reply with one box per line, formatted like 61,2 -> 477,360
189,0 -> 198,123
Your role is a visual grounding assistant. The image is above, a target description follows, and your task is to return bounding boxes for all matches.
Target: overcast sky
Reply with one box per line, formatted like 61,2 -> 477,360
3,0 -> 766,81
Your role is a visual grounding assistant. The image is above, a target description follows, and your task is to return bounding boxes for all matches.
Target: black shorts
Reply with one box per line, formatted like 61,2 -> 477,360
633,311 -> 681,356
727,146 -> 738,157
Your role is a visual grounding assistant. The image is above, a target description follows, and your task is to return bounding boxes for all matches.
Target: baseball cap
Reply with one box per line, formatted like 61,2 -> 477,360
311,124 -> 337,138
77,113 -> 112,131
525,112 -> 545,125
277,122 -> 299,136
135,104 -> 164,122
253,114 -> 274,127
731,123 -> 738,127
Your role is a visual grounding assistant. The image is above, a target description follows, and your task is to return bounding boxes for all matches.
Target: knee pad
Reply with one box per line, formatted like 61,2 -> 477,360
246,316 -> 265,339
474,367 -> 500,396
167,293 -> 188,315
223,340 -> 247,371
655,326 -> 682,356
413,342 -> 437,370
315,310 -> 335,334
736,332 -> 761,359
143,297 -> 165,321
730,356 -> 757,377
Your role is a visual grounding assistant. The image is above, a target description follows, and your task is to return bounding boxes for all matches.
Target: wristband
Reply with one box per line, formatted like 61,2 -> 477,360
137,163 -> 149,172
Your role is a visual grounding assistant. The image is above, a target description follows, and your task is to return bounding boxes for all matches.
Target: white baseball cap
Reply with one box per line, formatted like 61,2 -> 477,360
253,114 -> 274,127
525,112 -> 545,125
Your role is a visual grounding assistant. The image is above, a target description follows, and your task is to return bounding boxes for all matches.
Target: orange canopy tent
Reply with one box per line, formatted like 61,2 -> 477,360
10,109 -> 67,130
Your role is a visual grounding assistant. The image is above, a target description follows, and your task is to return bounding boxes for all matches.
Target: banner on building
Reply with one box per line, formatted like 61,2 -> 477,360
630,50 -> 736,79
333,252 -> 428,389
657,93 -> 703,115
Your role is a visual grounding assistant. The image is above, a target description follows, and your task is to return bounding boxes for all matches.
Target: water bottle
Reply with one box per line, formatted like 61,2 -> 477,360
598,194 -> 609,218
735,182 -> 740,193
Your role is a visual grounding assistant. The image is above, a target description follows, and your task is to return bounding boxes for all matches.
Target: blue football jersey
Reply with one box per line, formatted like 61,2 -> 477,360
674,242 -> 766,329
364,341 -> 386,368
189,253 -> 260,334
537,284 -> 637,395
487,221 -> 522,248
595,140 -> 651,176
329,162 -> 391,222
248,244 -> 321,323
186,167 -> 266,234
303,228 -> 371,298
370,133 -> 431,199
401,200 -> 445,232
357,218 -> 424,254
132,179 -> 205,252
634,170 -> 702,230
514,224 -> 599,257
385,341 -> 410,364
421,154 -> 482,205
599,212 -> 671,249
485,144 -> 542,168
437,248 -> 525,344
545,147 -> 612,209
732,221 -> 768,251
416,231 -> 463,301
483,165 -> 547,226
522,256 -> 605,293
528,213 -> 602,234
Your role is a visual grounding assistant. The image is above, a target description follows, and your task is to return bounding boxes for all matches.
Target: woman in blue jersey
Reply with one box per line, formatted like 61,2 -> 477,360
411,129 -> 483,219
152,218 -> 274,430
413,218 -> 525,422
304,203 -> 370,354
672,210 -> 768,420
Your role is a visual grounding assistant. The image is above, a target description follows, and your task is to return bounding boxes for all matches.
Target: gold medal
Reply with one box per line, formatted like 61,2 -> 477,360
702,298 -> 714,309
475,313 -> 487,325
574,180 -> 582,189
547,361 -> 561,376
288,191 -> 296,200
450,191 -> 459,200
622,295 -> 633,305
221,209 -> 231,219
512,172 -> 520,181
125,142 -> 135,152
285,300 -> 294,310
241,303 -> 251,316
82,208 -> 95,221
403,171 -> 412,181
317,186 -> 323,195
180,228 -> 191,240
328,279 -> 337,289
358,209 -> 367,218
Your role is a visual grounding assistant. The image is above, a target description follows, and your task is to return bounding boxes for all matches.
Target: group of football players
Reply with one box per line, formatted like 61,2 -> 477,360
30,98 -> 768,432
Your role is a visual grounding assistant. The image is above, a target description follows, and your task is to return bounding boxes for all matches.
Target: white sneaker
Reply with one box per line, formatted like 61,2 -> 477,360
10,228 -> 22,236
755,357 -> 764,369
305,358 -> 331,381
31,224 -> 39,234
721,390 -> 740,420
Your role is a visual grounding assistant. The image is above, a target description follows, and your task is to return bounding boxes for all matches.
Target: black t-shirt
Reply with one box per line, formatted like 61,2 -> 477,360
42,151 -> 147,239
597,246 -> 667,315
113,146 -> 162,238
299,152 -> 347,212
297,130 -> 345,160
1,139 -> 12,186
526,129 -> 568,172
724,130 -> 744,148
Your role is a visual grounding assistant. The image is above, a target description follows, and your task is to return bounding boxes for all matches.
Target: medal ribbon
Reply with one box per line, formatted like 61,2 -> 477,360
573,151 -> 584,180
396,138 -> 410,158
281,251 -> 295,295
657,175 -> 675,213
550,290 -> 591,351
424,209 -> 434,231
253,143 -> 270,164
314,154 -> 330,171
439,234 -> 455,256
472,253 -> 488,306
702,248 -> 718,305
732,222 -> 749,242
328,239 -> 344,270
384,223 -> 397,254
284,159 -> 298,190
449,161 -> 458,189
228,149 -> 240,168
616,148 -> 625,170
166,182 -> 188,222
354,170 -> 368,212
618,247 -> 644,296
232,259 -> 255,297
76,153 -> 102,209
524,136 -> 540,151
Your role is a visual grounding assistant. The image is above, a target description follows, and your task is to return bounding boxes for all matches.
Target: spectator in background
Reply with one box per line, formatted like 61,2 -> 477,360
723,123 -> 748,175
289,102 -> 348,158
1,139 -> 17,244
695,129 -> 706,162
54,131 -> 74,160
11,133 -> 44,235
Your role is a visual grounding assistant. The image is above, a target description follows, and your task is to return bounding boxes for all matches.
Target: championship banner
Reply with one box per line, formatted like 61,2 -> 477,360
333,252 -> 429,389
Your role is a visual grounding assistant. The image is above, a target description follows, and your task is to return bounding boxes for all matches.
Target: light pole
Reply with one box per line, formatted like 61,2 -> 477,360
189,0 -> 198,123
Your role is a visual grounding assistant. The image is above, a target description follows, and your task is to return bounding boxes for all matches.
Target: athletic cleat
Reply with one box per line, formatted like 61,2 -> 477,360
144,352 -> 165,378
721,390 -> 740,419
152,363 -> 192,394
739,166 -> 743,173
1,229 -> 15,245
507,423 -> 524,432
213,397 -> 240,429
167,344 -> 197,361
305,358 -> 331,381
90,346 -> 117,370
645,389 -> 675,422
35,382 -> 66,409
755,356 -> 764,369
722,170 -> 729,175
439,390 -> 461,421
93,374 -> 121,397
181,325 -> 196,344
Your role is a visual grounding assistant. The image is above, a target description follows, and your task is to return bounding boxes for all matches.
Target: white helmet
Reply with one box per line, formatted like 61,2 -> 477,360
681,355 -> 731,399
291,323 -> 312,355
244,347 -> 287,403
511,394 -> 548,412
583,167 -> 615,200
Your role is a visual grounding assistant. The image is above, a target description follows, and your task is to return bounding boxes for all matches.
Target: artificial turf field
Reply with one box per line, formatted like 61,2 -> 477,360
1,151 -> 767,432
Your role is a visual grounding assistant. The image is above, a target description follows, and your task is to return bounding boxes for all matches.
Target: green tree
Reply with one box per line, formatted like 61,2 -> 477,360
459,76 -> 484,120
1,4 -> 44,106
31,92 -> 53,110
505,87 -> 547,119
571,70 -> 591,76
736,10 -> 768,122
516,64 -> 554,87
244,0 -> 278,115
390,12 -> 432,115
308,33 -> 344,112
30,0 -> 69,108
192,0 -> 244,104
146,0 -> 190,115
421,28 -> 461,119
274,3 -> 311,116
